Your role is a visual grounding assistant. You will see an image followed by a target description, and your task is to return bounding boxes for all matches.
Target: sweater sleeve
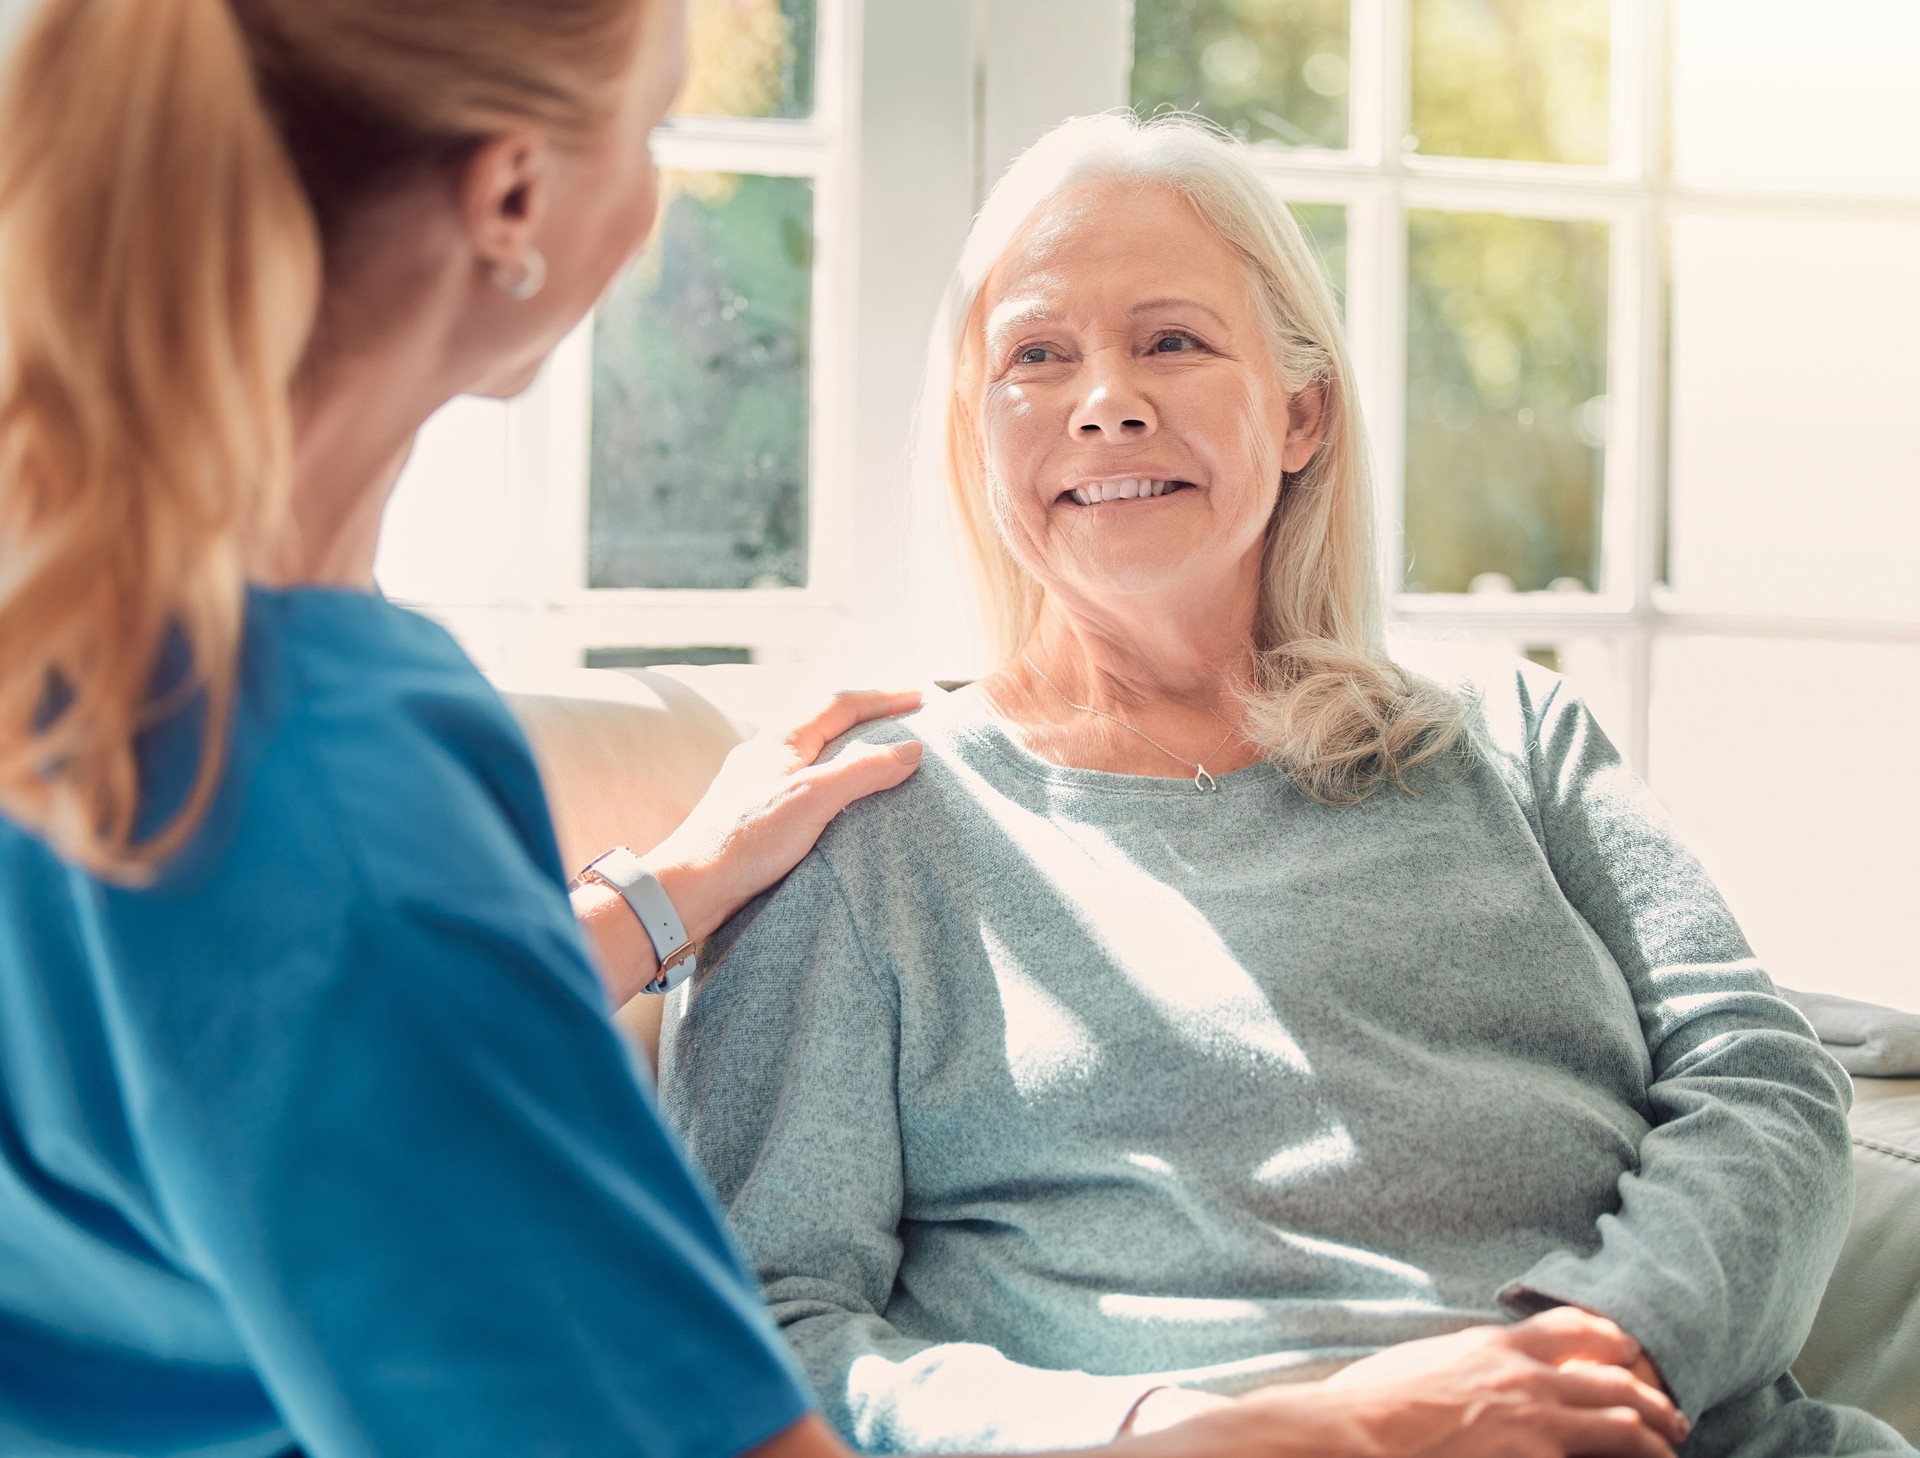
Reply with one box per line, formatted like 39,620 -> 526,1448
660,851 -> 1158,1455
1494,671 -> 1855,1420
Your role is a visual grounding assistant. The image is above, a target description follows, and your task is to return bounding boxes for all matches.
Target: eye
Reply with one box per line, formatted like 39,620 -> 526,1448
1015,345 -> 1055,365
1152,332 -> 1205,354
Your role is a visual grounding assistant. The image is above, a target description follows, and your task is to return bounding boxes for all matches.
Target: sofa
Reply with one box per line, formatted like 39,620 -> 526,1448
504,666 -> 1920,1442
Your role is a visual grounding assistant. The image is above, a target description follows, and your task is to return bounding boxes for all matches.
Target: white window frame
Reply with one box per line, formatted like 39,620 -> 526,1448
421,0 -> 865,675
409,0 -> 1920,721
1168,0 -> 1920,777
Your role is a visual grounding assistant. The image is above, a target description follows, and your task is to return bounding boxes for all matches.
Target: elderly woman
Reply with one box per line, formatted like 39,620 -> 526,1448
660,116 -> 1909,1458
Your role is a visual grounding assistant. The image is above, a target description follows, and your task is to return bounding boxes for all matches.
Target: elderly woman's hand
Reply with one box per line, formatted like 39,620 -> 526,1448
1125,1308 -> 1687,1458
1307,1306 -> 1688,1457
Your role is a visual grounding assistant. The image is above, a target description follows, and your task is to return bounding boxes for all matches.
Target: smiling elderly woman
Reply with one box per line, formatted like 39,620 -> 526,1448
659,116 -> 1910,1458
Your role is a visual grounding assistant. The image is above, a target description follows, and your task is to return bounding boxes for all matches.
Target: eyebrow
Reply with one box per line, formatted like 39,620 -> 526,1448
1128,297 -> 1231,331
984,295 -> 1233,346
984,299 -> 1055,346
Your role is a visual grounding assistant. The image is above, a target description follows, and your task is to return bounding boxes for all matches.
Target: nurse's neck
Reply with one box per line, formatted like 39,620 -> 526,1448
254,188 -> 499,594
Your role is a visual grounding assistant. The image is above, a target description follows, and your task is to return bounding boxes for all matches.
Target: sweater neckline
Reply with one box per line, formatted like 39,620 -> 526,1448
927,694 -> 1284,799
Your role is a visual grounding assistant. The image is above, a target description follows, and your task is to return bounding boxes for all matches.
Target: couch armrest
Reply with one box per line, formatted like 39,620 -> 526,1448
1793,1078 -> 1920,1442
505,670 -> 744,874
504,670 -> 748,1061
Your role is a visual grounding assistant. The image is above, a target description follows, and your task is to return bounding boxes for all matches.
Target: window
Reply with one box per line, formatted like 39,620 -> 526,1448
377,0 -> 1920,1008
1117,0 -> 1920,1008
377,0 -> 853,672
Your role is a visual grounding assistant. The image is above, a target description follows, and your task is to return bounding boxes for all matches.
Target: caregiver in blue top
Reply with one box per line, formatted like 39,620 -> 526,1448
0,1 -> 913,1454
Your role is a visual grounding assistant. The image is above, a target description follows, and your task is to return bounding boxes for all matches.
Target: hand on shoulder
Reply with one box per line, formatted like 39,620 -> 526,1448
644,688 -> 926,942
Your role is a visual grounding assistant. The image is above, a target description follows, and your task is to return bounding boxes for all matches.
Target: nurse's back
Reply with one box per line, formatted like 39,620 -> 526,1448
0,586 -> 813,1456
0,2 -> 840,1452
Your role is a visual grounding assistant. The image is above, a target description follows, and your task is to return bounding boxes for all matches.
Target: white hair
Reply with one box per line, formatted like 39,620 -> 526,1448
924,110 -> 1469,804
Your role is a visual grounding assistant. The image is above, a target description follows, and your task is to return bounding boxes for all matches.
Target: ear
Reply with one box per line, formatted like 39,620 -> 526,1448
1280,379 -> 1329,473
457,130 -> 552,278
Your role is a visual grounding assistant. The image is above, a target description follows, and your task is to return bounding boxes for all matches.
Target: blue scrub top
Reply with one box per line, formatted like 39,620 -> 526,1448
0,587 -> 814,1458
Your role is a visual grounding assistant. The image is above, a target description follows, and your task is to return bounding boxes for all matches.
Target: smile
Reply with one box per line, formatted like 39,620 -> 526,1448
1059,478 -> 1196,506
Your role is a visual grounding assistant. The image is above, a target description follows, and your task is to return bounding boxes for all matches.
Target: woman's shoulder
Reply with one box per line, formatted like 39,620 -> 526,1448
42,591 -> 593,1097
1390,640 -> 1580,762
196,587 -> 565,912
809,684 -> 1008,850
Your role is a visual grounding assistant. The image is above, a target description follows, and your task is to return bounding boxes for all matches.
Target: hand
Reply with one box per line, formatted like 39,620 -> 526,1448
642,689 -> 925,942
1127,1308 -> 1687,1458
1559,1303 -> 1673,1407
1625,1352 -> 1672,1401
1315,1306 -> 1688,1457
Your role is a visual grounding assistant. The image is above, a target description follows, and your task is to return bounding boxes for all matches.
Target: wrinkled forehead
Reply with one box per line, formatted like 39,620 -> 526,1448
976,180 -> 1260,346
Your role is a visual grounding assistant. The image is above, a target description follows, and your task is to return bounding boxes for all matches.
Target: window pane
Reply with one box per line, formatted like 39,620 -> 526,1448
1280,200 -> 1347,310
1673,0 -> 1920,198
377,398 -> 512,604
1131,0 -> 1350,150
589,172 -> 812,590
675,0 -> 815,120
1404,211 -> 1609,594
1651,637 -> 1920,1012
1668,216 -> 1920,618
1390,630 -> 1632,749
1409,0 -> 1608,165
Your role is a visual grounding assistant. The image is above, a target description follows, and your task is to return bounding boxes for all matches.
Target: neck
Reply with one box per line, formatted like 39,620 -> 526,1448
1022,573 -> 1262,718
981,565 -> 1267,780
256,351 -> 442,591
252,200 -> 473,591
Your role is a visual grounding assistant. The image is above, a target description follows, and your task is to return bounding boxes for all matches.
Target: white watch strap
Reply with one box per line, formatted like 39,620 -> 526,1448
587,846 -> 697,994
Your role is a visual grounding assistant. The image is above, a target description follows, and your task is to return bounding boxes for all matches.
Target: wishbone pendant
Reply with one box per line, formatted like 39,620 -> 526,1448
1193,765 -> 1219,793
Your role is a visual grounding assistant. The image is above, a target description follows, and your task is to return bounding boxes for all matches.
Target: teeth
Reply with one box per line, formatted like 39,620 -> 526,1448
1065,478 -> 1185,505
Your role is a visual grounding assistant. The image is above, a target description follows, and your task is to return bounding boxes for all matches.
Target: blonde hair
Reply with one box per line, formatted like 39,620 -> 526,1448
0,0 -> 649,880
941,113 -> 1467,803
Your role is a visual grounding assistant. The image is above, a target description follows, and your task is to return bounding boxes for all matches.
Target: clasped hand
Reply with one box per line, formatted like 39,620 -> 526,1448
1126,1307 -> 1688,1458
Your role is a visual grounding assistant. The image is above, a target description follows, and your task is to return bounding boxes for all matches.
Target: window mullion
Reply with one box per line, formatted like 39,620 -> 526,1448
1626,0 -> 1671,780
1346,0 -> 1390,168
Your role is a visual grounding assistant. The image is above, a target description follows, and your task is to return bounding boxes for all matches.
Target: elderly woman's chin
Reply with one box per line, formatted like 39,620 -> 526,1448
1029,483 -> 1271,607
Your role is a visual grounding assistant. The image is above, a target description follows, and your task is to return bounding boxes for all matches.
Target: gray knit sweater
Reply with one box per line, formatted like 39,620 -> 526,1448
659,666 -> 1867,1455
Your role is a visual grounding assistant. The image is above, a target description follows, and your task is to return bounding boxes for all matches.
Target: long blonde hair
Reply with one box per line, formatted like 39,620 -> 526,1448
0,0 -> 648,880
942,113 -> 1467,803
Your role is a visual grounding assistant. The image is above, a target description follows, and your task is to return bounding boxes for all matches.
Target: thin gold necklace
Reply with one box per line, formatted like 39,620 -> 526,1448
1021,652 -> 1239,793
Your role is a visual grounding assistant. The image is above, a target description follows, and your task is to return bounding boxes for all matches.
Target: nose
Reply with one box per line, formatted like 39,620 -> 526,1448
1068,353 -> 1156,441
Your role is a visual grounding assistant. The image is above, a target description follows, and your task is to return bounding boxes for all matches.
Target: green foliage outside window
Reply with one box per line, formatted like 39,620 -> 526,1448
1132,0 -> 1350,149
1404,212 -> 1608,593
677,0 -> 815,120
1410,0 -> 1609,165
589,173 -> 813,590
1132,0 -> 1616,596
1290,202 -> 1348,310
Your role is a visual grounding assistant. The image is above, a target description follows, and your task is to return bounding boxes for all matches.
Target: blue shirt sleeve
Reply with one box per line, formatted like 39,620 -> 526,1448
98,642 -> 814,1458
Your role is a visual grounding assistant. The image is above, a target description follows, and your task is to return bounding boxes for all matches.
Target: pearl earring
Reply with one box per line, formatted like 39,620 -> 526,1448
495,248 -> 547,302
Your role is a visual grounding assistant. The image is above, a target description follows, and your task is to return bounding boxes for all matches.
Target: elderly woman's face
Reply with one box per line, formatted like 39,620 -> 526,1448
977,181 -> 1314,617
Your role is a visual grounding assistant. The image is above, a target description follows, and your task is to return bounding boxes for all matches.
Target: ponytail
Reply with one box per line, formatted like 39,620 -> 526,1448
0,0 -> 320,879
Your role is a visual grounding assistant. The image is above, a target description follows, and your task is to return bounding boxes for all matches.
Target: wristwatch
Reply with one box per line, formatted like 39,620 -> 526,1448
570,846 -> 699,994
